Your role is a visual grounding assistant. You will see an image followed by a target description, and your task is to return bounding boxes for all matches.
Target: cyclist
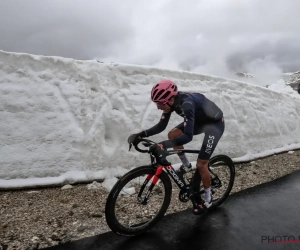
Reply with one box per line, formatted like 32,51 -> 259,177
128,79 -> 225,214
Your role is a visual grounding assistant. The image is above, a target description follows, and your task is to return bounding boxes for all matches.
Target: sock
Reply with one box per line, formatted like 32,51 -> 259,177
177,152 -> 190,167
204,187 -> 211,203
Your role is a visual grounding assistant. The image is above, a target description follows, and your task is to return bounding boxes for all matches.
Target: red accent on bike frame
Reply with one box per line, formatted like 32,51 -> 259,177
146,174 -> 153,181
152,166 -> 163,185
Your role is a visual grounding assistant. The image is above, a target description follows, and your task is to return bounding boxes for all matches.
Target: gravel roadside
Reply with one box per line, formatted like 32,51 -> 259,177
0,149 -> 300,250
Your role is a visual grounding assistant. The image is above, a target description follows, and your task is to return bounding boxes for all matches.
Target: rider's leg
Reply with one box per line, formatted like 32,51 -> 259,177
168,128 -> 190,167
193,118 -> 225,214
196,158 -> 211,202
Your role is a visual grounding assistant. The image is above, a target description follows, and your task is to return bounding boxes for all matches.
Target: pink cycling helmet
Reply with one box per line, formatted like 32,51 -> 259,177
151,80 -> 178,104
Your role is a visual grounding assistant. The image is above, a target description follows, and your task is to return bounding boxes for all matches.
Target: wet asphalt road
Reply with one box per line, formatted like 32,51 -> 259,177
46,170 -> 300,250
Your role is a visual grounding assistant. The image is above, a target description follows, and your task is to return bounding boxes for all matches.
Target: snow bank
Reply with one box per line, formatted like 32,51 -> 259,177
1,50 -> 300,185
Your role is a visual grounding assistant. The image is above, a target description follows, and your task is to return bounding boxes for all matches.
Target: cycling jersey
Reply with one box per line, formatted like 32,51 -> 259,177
144,91 -> 223,149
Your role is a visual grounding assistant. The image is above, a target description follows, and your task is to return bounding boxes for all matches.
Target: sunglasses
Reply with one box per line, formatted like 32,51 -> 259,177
154,101 -> 168,106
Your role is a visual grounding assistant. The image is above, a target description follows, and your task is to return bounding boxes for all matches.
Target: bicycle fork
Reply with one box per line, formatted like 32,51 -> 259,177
137,166 -> 164,205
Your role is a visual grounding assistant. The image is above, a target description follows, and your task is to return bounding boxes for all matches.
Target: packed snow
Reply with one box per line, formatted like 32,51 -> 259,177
0,50 -> 300,189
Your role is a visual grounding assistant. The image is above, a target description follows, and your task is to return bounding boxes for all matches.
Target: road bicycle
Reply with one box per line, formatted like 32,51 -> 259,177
105,138 -> 235,236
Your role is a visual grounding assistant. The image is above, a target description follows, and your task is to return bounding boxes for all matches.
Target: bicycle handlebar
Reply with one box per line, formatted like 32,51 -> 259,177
132,138 -> 156,153
129,138 -> 172,166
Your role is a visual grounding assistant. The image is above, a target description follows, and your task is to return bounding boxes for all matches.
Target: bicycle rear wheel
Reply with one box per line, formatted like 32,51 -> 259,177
209,155 -> 235,207
105,165 -> 172,236
188,154 -> 235,208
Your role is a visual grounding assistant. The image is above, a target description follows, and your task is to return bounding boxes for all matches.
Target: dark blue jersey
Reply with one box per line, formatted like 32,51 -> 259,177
144,91 -> 223,148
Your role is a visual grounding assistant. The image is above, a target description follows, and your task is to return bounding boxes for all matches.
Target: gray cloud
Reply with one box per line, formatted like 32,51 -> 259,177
1,0 -> 300,78
0,0 -> 135,59
227,38 -> 300,73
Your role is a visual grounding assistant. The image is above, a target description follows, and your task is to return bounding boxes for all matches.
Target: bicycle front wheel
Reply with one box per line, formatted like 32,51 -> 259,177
105,165 -> 172,236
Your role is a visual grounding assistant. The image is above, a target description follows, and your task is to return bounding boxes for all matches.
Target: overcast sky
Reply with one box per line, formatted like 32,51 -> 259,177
1,0 -> 300,78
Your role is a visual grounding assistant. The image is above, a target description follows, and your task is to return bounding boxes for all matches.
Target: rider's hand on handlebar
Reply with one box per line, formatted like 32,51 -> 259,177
148,143 -> 171,166
127,131 -> 146,145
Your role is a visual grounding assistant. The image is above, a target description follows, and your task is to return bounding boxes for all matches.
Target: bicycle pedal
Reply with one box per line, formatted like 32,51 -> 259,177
179,191 -> 189,202
211,177 -> 222,188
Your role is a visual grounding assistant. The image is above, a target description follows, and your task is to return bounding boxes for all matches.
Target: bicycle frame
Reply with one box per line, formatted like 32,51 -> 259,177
154,148 -> 201,186
132,139 -> 222,206
138,149 -> 201,205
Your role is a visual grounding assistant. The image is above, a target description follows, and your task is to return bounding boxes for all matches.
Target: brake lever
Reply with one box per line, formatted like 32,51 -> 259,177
129,143 -> 132,151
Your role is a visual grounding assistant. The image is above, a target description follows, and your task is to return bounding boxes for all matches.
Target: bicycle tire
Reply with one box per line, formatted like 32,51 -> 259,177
105,165 -> 172,236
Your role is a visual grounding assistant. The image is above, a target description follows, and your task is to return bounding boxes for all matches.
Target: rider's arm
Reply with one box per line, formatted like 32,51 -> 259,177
160,101 -> 195,148
143,111 -> 171,137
